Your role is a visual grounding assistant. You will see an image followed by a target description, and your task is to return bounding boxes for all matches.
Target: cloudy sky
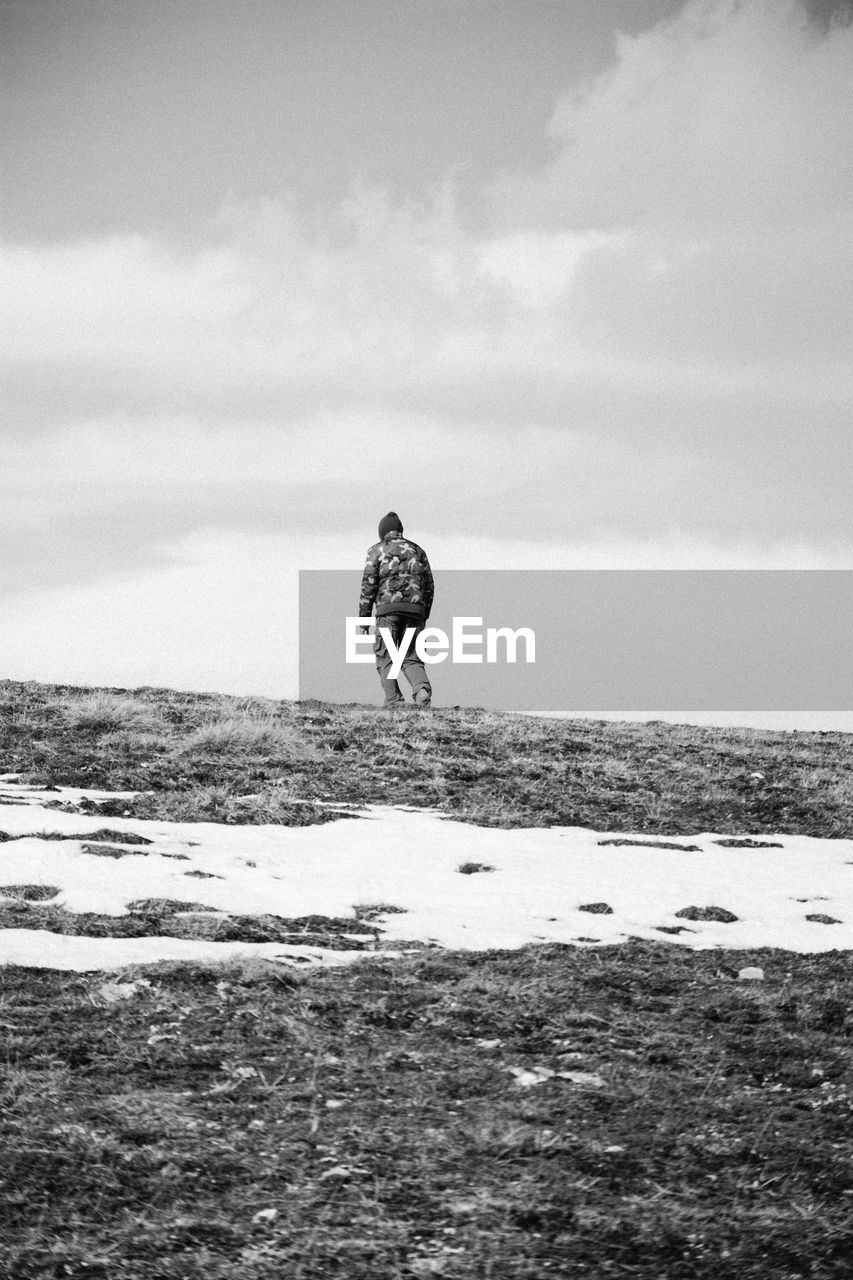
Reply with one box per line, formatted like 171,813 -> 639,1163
2,0 -> 852,700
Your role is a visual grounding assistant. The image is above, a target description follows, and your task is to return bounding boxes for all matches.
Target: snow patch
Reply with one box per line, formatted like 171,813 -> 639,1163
1,780 -> 852,971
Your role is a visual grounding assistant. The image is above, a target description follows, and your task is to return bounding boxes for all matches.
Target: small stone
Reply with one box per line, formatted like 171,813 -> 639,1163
556,1070 -> 605,1087
251,1208 -> 278,1224
737,967 -> 765,981
319,1164 -> 366,1180
508,1065 -> 554,1088
675,905 -> 739,923
579,902 -> 613,915
98,980 -> 149,1003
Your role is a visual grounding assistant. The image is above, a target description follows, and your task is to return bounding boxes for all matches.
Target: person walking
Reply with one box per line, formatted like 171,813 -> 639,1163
358,512 -> 434,708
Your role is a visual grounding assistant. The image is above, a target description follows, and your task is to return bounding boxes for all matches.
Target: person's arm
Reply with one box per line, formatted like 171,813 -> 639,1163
423,553 -> 434,621
358,545 -> 380,622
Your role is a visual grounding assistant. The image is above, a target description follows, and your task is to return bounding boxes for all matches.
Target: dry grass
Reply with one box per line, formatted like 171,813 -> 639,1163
2,678 -> 851,835
62,691 -> 165,736
176,714 -> 321,761
1,945 -> 850,1279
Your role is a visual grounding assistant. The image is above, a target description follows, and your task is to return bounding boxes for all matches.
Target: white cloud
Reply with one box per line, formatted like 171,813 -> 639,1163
477,229 -> 620,306
524,0 -> 853,231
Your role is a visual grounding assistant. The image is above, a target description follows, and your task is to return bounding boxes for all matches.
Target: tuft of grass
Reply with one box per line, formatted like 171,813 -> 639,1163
0,883 -> 60,901
126,898 -> 219,913
80,843 -> 150,858
97,785 -> 346,828
62,691 -> 165,736
176,715 -> 318,761
715,837 -> 784,848
354,902 -> 408,921
5,828 -> 153,846
598,837 -> 702,851
97,728 -> 173,755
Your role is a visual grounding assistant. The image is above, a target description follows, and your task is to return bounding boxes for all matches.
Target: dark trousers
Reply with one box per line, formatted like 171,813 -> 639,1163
374,614 -> 432,705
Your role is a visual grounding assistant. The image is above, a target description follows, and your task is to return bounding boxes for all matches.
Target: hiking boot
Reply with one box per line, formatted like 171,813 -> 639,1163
382,697 -> 405,711
414,687 -> 432,708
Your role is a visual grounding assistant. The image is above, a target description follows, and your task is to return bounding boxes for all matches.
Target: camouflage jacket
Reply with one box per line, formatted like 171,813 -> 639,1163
358,534 -> 434,621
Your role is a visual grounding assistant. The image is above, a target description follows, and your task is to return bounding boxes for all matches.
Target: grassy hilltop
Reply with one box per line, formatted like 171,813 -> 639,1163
0,679 -> 851,1280
1,678 -> 852,836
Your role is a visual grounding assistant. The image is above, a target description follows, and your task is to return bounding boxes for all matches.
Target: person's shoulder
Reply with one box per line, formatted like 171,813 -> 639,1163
401,538 -> 429,557
364,541 -> 382,556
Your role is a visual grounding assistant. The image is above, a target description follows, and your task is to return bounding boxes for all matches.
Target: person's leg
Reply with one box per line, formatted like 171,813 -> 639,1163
400,621 -> 432,706
374,615 -> 404,705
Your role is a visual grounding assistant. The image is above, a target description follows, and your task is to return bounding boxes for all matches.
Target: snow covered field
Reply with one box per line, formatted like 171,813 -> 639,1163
1,775 -> 851,970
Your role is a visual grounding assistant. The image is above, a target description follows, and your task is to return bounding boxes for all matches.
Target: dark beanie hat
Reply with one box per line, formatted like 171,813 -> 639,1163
378,511 -> 403,539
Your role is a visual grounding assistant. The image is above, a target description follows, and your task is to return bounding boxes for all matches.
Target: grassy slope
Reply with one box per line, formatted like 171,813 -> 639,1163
1,679 -> 852,1279
1,678 -> 852,835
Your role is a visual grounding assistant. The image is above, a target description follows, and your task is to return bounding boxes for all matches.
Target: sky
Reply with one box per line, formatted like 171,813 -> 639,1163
2,0 -> 852,709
